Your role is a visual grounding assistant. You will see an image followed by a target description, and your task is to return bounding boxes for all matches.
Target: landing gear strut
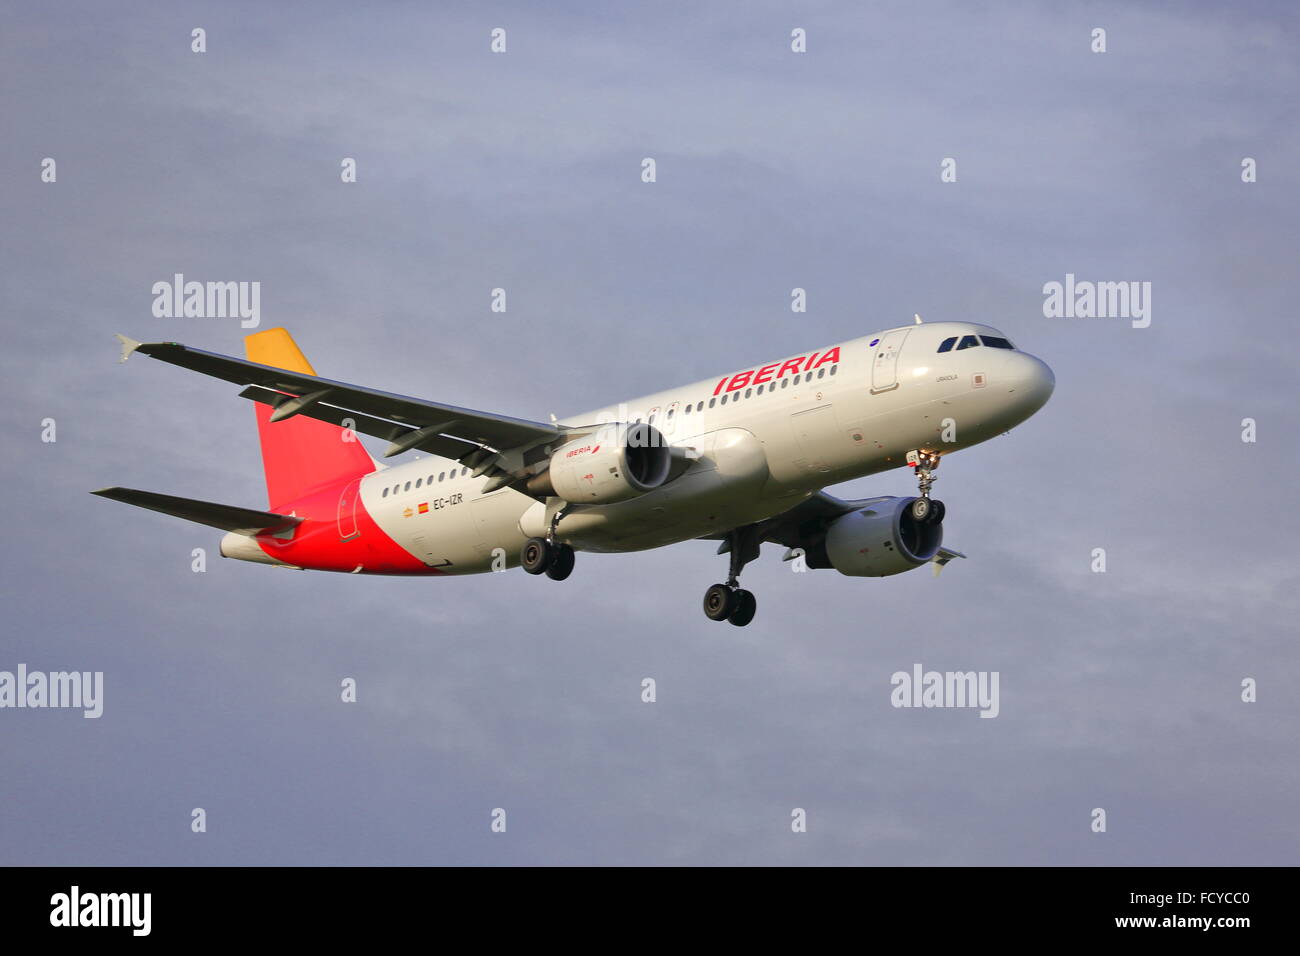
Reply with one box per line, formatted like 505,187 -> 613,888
907,450 -> 946,525
702,527 -> 760,626
521,505 -> 575,580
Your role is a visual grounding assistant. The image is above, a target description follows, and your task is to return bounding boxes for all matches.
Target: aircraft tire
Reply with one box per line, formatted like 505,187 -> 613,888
545,544 -> 575,581
521,537 -> 553,575
703,583 -> 737,621
728,589 -> 757,627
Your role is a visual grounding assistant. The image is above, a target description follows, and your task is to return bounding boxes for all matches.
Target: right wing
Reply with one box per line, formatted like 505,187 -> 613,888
707,491 -> 967,575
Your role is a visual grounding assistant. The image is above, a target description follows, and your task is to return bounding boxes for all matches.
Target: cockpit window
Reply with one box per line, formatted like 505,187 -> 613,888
937,337 -> 957,353
956,334 -> 980,351
979,335 -> 1014,349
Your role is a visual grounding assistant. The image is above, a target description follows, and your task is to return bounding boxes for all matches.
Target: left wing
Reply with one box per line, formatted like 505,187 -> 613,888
116,334 -> 589,493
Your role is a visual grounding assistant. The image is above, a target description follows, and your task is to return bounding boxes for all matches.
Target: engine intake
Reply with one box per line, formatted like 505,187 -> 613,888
530,423 -> 672,504
818,497 -> 943,577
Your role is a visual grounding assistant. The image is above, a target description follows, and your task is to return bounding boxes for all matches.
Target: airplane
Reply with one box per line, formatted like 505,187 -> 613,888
94,317 -> 1054,625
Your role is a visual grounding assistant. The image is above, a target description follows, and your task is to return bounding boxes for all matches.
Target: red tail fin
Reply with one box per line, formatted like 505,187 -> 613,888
245,328 -> 374,509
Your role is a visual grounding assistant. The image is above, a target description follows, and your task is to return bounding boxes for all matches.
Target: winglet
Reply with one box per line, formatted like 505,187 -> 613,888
932,546 -> 967,577
115,333 -> 143,364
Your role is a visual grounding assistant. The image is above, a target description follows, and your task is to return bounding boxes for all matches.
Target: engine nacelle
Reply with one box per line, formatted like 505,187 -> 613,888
536,423 -> 672,504
821,497 -> 943,577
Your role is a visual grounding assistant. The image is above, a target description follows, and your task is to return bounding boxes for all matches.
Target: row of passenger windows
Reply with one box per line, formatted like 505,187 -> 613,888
381,466 -> 472,497
637,364 -> 838,424
381,362 -> 843,498
937,334 -> 1015,353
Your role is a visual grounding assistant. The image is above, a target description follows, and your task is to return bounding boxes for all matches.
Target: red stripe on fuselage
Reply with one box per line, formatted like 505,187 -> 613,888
253,477 -> 443,575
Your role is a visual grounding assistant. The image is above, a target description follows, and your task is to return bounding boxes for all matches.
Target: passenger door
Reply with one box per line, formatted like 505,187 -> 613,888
871,328 -> 910,393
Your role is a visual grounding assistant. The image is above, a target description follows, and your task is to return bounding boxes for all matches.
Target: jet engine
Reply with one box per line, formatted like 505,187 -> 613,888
528,423 -> 672,504
807,497 -> 944,577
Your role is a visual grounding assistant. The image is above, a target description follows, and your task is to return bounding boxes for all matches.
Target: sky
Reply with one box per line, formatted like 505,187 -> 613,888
2,0 -> 1297,865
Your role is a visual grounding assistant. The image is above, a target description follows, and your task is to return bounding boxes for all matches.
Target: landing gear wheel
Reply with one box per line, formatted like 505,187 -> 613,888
545,544 -> 575,581
728,589 -> 757,627
910,497 -> 932,522
521,537 -> 553,575
924,499 -> 946,525
703,583 -> 737,622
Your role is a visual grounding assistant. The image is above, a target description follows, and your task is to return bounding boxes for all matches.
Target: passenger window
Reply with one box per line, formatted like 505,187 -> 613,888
979,335 -> 1014,349
745,388 -> 753,398
684,404 -> 691,414
404,482 -> 411,491
956,335 -> 979,351
438,472 -> 445,481
382,488 -> 388,498
416,478 -> 423,488
696,401 -> 703,411
721,394 -> 728,404
937,337 -> 957,353
781,378 -> 788,388
756,384 -> 764,394
829,365 -> 837,375
708,398 -> 716,408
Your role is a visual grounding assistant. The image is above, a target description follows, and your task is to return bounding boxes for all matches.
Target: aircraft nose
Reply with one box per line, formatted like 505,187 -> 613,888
1005,351 -> 1055,415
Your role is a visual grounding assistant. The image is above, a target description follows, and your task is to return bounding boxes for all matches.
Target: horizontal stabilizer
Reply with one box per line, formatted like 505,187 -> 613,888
91,487 -> 303,536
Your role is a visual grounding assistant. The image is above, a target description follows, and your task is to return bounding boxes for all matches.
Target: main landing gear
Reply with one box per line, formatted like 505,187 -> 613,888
907,450 -> 946,525
521,507 -> 575,581
703,527 -> 761,627
521,537 -> 575,580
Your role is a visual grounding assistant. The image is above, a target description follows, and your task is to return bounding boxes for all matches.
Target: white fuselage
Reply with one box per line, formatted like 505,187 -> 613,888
356,322 -> 1054,573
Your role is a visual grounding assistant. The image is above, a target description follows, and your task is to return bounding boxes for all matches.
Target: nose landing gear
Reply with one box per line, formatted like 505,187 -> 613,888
907,450 -> 946,525
702,527 -> 760,626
